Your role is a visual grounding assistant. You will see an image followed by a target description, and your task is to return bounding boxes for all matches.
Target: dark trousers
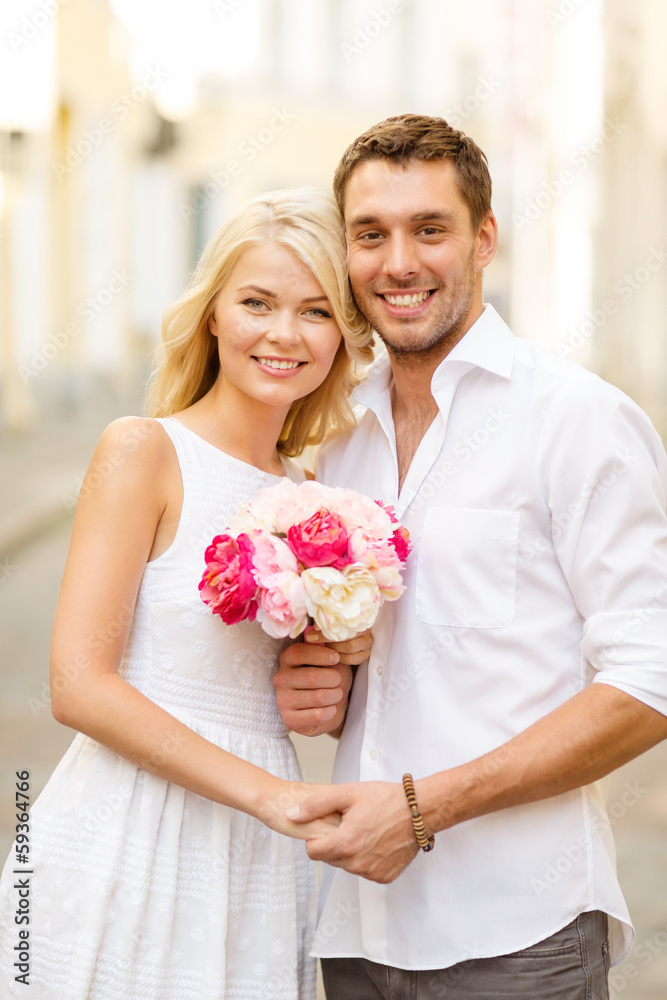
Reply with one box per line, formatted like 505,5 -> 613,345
321,910 -> 609,999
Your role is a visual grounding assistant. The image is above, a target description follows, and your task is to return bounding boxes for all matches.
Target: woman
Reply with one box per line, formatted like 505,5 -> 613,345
0,188 -> 374,999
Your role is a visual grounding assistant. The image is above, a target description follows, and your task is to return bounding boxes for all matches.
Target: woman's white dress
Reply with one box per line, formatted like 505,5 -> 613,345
0,418 -> 316,1000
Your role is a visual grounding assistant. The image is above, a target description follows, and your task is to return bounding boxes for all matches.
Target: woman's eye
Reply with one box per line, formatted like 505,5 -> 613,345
242,297 -> 267,309
306,308 -> 333,319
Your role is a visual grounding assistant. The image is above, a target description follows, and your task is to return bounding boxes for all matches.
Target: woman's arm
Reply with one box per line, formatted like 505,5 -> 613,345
50,417 -> 336,839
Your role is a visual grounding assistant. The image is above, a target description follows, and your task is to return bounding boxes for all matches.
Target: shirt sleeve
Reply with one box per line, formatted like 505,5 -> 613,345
537,376 -> 667,715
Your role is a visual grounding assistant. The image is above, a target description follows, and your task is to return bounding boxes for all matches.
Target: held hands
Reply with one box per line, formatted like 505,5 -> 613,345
258,780 -> 342,841
273,629 -> 373,737
286,781 -> 420,883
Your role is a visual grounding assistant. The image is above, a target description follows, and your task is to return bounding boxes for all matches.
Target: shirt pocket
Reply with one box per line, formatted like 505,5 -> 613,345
415,507 -> 520,628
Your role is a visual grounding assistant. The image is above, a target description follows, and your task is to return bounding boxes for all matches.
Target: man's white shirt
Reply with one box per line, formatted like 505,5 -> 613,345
313,304 -> 667,970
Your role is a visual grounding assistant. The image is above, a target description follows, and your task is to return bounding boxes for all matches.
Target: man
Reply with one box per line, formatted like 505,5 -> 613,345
273,114 -> 667,998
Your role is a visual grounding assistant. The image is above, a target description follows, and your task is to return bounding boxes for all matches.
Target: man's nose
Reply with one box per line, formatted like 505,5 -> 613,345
383,233 -> 420,280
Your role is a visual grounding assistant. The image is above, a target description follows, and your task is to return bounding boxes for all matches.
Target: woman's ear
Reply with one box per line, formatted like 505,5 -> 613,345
208,313 -> 218,337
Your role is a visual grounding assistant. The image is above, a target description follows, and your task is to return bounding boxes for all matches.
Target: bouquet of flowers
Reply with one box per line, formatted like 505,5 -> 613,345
199,480 -> 412,642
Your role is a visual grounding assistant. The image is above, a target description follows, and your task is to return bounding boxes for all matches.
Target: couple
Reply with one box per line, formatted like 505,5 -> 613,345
2,114 -> 667,1000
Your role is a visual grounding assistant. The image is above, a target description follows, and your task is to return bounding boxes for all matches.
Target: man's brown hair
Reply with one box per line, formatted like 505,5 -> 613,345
333,113 -> 492,232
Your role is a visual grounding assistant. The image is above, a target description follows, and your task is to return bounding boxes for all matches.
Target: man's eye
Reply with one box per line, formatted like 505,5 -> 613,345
419,227 -> 442,236
357,232 -> 384,242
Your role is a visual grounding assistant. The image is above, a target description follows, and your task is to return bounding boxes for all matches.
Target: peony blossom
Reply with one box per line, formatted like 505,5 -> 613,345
347,530 -> 405,600
375,499 -> 399,524
325,489 -> 394,538
389,525 -> 413,563
199,533 -> 259,624
287,510 -> 351,571
250,534 -> 308,638
201,480 -> 412,646
257,572 -> 309,639
251,533 -> 300,581
301,564 -> 380,642
229,479 -> 331,536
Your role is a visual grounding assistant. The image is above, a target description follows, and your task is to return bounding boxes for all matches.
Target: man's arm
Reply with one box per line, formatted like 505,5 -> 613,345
287,684 -> 667,883
289,380 -> 667,881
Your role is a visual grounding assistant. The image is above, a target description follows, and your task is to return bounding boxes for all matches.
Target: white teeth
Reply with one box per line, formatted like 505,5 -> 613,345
384,291 -> 431,306
256,357 -> 301,370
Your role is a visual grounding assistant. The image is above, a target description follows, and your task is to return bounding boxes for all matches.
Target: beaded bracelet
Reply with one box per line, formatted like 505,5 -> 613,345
402,773 -> 435,852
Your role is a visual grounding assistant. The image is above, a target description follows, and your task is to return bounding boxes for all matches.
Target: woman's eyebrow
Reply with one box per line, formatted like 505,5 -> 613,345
238,285 -> 330,305
237,284 -> 276,296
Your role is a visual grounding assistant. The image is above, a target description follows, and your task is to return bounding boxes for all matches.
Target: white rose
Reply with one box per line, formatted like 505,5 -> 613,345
301,564 -> 381,642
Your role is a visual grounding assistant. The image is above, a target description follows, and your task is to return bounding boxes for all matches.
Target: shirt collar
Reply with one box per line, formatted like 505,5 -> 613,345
354,303 -> 516,413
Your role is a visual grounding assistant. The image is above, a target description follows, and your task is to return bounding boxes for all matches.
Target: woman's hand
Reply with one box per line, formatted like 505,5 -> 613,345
257,780 -> 342,840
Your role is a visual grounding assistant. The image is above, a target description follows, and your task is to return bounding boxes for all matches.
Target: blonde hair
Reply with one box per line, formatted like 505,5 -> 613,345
147,188 -> 374,456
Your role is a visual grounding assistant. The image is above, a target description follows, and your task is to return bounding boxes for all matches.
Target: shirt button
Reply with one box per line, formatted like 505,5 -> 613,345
369,748 -> 379,761
376,664 -> 384,677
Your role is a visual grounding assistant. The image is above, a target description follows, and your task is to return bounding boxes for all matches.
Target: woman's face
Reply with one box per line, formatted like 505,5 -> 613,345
208,242 -> 343,410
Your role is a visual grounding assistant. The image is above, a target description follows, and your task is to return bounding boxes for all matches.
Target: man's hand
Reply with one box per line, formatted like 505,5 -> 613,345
273,630 -> 372,737
286,781 -> 420,883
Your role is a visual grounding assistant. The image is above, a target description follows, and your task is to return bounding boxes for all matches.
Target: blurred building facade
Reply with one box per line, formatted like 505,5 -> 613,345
0,0 -> 665,434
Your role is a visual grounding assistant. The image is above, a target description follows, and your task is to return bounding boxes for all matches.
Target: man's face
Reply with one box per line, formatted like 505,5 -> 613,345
343,158 -> 493,358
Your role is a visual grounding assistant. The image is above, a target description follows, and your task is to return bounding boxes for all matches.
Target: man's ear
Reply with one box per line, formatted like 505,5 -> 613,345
475,211 -> 499,272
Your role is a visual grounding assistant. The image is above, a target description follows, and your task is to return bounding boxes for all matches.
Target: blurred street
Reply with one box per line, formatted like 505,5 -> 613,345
0,406 -> 665,999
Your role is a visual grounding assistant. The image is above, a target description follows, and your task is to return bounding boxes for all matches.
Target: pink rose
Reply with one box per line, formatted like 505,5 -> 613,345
287,510 -> 351,571
199,533 -> 259,625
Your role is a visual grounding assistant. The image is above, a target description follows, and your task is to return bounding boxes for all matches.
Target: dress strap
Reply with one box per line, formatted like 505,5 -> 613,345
153,417 -> 208,474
